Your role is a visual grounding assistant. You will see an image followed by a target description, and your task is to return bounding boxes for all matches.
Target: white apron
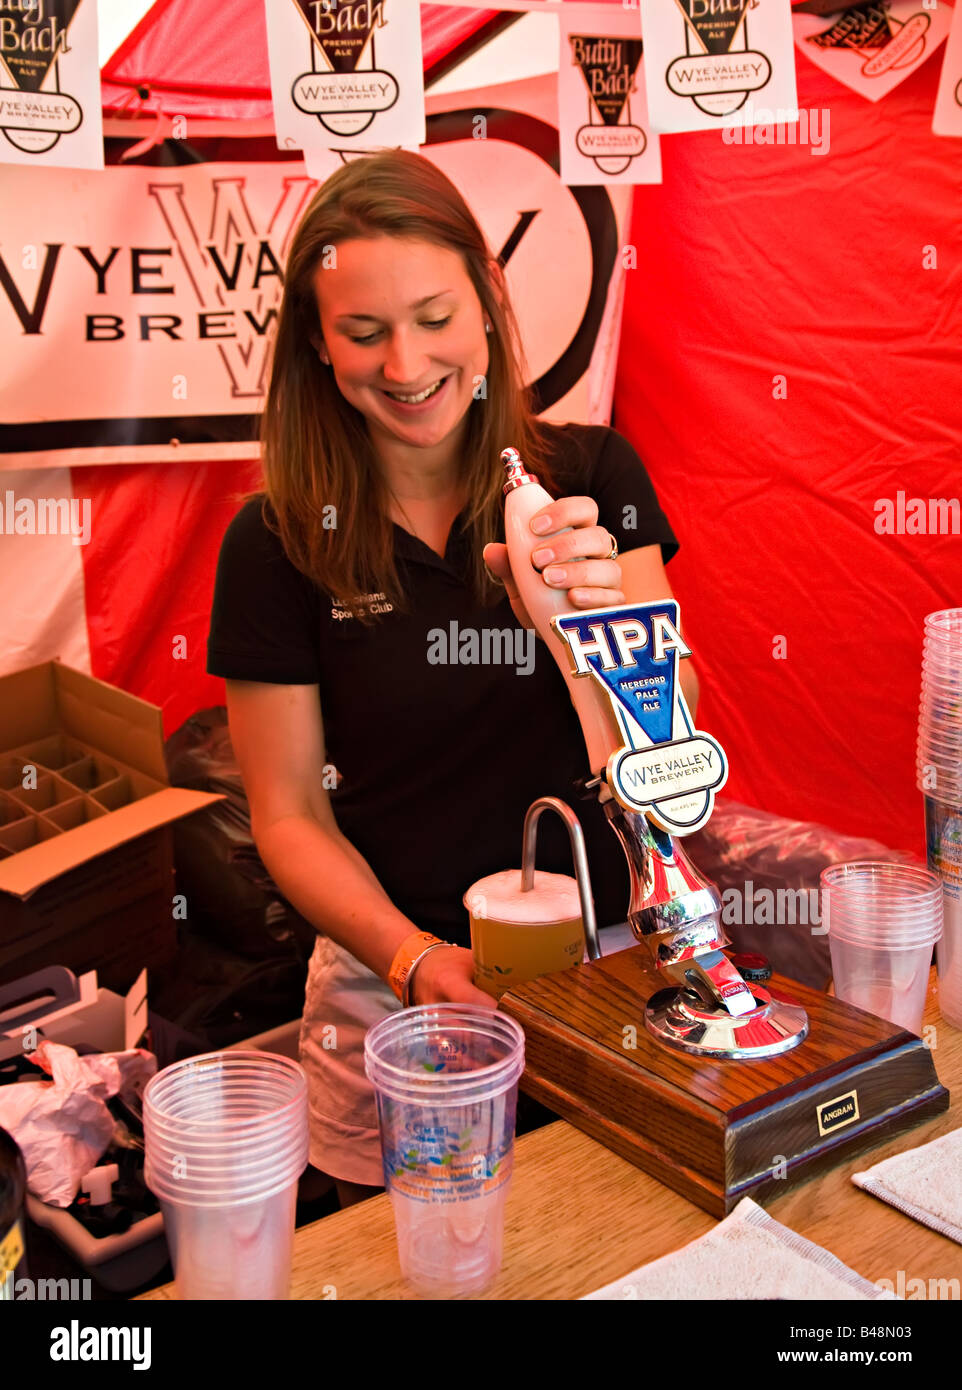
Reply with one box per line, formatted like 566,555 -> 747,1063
298,934 -> 402,1186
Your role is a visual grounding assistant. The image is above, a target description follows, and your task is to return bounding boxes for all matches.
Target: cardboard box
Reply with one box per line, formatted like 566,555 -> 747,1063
0,662 -> 221,988
0,966 -> 167,1293
0,965 -> 148,1061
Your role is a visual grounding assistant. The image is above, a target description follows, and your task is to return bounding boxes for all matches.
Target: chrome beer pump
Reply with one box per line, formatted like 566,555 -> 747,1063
501,446 -> 807,1060
599,788 -> 808,1057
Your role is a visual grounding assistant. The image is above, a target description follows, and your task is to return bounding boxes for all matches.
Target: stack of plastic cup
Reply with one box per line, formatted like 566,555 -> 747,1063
916,608 -> 962,1028
821,862 -> 943,1035
364,1006 -> 524,1297
143,1051 -> 308,1300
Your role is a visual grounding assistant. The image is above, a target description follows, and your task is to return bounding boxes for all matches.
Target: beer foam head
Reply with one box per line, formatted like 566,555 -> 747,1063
464,869 -> 581,924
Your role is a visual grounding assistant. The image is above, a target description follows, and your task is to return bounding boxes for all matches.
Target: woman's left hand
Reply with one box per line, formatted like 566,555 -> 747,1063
483,495 -> 623,630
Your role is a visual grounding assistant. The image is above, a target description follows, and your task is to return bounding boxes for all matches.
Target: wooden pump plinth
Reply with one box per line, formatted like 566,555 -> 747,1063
499,945 -> 949,1218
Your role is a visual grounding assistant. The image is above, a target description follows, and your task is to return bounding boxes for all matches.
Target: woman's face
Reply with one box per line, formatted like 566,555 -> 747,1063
310,235 -> 490,459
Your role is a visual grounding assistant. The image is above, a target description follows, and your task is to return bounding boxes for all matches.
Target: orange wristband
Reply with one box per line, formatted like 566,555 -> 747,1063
388,931 -> 446,1003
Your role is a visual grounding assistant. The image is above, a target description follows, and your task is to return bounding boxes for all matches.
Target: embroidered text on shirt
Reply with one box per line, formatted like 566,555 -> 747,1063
331,592 -> 395,620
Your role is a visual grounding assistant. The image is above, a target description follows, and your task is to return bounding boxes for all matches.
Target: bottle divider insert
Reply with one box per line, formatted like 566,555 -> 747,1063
0,791 -> 30,827
58,756 -> 118,792
93,776 -> 132,812
0,750 -> 162,856
2,771 -> 88,814
0,757 -> 29,792
0,814 -> 65,854
7,734 -> 89,771
1,746 -> 163,807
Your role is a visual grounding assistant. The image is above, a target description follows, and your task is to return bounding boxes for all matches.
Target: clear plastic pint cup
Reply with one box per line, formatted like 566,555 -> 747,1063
916,609 -> 962,1026
155,1187 -> 300,1301
364,1006 -> 525,1296
925,799 -> 962,1029
143,1051 -> 308,1299
822,863 -> 943,1034
923,609 -> 962,648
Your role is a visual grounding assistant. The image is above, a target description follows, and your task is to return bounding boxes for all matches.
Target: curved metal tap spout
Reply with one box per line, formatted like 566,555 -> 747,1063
522,796 -> 602,962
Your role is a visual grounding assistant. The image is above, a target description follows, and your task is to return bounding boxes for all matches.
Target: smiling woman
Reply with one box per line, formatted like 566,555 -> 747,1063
257,151 -> 550,615
313,238 -> 488,472
207,149 -> 688,1204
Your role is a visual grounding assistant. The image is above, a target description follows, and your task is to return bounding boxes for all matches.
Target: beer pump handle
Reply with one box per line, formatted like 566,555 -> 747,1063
501,448 -> 622,776
521,796 -> 602,961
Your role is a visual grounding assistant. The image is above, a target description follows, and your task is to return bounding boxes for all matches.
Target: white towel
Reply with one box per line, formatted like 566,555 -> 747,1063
852,1127 -> 962,1244
583,1197 -> 893,1300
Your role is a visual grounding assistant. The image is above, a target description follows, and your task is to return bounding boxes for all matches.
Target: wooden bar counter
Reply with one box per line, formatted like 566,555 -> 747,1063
138,970 -> 962,1301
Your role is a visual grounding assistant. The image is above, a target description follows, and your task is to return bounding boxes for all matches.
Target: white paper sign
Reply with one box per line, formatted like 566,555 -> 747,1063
265,0 -> 425,155
933,0 -> 962,135
640,0 -> 799,132
558,3 -> 661,184
793,0 -> 952,102
0,0 -> 104,170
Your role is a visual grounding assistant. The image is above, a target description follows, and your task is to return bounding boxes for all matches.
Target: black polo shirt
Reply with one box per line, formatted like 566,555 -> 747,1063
207,422 -> 678,948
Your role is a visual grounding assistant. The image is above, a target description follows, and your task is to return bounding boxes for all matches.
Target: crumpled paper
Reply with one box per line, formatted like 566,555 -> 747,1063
0,1041 -> 156,1207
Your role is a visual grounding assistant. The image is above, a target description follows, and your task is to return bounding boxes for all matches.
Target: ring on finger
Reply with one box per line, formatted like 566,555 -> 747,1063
604,531 -> 619,561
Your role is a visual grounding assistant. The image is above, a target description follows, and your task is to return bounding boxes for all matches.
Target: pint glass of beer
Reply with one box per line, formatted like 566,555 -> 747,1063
463,869 -> 586,999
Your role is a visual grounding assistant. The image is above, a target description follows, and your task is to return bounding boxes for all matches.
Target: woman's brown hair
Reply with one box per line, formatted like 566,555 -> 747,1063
255,148 -> 555,619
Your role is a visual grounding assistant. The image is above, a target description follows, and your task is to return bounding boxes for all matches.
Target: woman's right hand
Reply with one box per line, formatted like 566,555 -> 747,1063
410,945 -> 497,1009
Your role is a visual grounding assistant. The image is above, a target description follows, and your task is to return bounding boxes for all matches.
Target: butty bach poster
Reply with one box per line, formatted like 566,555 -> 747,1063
265,0 -> 425,158
792,0 -> 953,103
0,0 -> 103,169
639,0 -> 799,133
557,1 -> 661,184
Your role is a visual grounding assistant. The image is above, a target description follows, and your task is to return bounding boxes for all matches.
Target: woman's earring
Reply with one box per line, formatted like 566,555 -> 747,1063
484,322 -> 492,334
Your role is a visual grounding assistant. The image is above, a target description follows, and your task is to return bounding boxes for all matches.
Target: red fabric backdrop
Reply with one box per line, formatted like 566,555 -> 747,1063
613,46 -> 962,854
